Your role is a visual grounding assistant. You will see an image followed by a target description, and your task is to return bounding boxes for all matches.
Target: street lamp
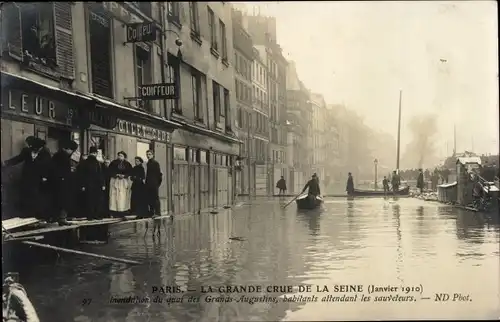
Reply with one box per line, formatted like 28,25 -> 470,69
374,159 -> 378,190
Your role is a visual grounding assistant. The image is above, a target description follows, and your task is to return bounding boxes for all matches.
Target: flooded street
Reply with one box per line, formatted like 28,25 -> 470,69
23,198 -> 499,321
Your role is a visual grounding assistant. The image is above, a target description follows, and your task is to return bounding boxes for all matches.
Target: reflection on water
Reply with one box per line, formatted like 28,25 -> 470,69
21,198 -> 499,321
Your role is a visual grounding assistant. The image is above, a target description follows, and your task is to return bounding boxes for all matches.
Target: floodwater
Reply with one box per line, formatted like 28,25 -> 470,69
21,197 -> 500,321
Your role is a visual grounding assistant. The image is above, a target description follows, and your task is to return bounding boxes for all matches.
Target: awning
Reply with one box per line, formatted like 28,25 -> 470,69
1,71 -> 182,130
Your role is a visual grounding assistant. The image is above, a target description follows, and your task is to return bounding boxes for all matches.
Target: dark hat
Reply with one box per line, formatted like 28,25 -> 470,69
25,136 -> 36,146
62,140 -> 78,151
89,146 -> 98,154
30,138 -> 46,150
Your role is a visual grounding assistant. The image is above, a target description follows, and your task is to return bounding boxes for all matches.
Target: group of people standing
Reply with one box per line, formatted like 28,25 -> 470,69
1,136 -> 163,226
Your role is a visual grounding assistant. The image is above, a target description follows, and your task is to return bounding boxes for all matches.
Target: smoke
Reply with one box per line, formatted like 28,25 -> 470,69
403,114 -> 439,168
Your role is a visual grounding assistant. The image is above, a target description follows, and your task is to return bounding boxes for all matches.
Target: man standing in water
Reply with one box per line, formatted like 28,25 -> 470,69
145,150 -> 162,218
346,172 -> 354,196
416,168 -> 424,194
382,176 -> 390,195
391,170 -> 401,195
276,176 -> 287,195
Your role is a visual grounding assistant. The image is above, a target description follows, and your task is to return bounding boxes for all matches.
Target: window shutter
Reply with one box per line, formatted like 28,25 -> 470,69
1,3 -> 23,61
53,2 -> 75,79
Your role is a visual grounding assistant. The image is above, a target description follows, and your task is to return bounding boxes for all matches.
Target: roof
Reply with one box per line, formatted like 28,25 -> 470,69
456,157 -> 482,165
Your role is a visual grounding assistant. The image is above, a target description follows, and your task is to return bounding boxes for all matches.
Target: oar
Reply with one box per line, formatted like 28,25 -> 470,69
22,241 -> 141,265
282,193 -> 302,209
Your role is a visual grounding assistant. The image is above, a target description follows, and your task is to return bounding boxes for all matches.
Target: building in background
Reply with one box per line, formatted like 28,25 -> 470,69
245,13 -> 288,195
324,105 -> 341,191
251,46 -> 270,196
310,93 -> 328,183
285,61 -> 312,193
231,8 -> 255,197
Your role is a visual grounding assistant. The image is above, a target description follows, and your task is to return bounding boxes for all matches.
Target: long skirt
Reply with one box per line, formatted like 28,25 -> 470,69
109,177 -> 131,213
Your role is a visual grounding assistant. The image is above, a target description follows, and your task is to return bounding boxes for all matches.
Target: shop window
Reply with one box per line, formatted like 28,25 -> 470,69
135,44 -> 152,112
173,146 -> 186,161
198,150 -> 207,164
89,10 -> 113,98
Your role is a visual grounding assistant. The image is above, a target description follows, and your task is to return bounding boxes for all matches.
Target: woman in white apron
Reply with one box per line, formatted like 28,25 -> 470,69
108,151 -> 133,218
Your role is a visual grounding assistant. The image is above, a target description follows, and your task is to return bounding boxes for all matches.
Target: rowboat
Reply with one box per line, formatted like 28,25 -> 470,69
351,185 -> 410,197
296,194 -> 323,210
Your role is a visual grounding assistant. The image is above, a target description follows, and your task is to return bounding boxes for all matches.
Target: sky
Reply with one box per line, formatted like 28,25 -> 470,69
240,1 -> 499,156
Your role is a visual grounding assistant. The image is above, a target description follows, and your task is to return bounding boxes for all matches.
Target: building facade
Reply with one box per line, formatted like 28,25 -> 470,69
285,61 -> 312,193
324,105 -> 341,191
251,46 -> 269,196
231,8 -> 254,197
1,2 -> 239,217
165,2 -> 239,214
310,93 -> 328,182
245,13 -> 287,195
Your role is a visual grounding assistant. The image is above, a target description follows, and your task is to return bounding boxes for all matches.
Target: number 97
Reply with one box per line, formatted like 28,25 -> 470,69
82,298 -> 92,306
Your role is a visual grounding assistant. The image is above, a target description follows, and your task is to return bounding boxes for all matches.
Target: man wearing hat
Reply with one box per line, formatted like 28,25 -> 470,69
1,136 -> 37,168
77,146 -> 106,220
301,173 -> 322,198
50,140 -> 79,225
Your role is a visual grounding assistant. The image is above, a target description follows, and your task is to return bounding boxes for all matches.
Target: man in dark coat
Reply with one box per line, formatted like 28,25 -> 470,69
346,172 -> 354,195
3,138 -> 52,219
50,140 -> 78,225
276,176 -> 287,195
302,174 -> 321,197
145,149 -> 163,218
77,146 -> 106,220
391,170 -> 401,195
1,136 -> 37,168
416,168 -> 424,193
382,176 -> 390,195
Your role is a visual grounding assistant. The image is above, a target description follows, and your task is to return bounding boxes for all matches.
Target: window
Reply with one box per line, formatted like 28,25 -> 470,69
236,108 -> 242,128
222,88 -> 229,117
208,8 -> 217,50
173,146 -> 187,161
89,10 -> 113,98
191,69 -> 202,120
189,2 -> 200,33
167,2 -> 180,24
20,3 -> 56,67
135,44 -> 152,112
212,81 -> 221,123
166,54 -> 181,114
133,2 -> 152,17
219,20 -> 227,59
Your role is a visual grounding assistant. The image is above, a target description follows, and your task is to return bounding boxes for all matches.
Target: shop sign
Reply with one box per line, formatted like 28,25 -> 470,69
138,83 -> 177,100
115,119 -> 170,142
126,22 -> 156,43
2,89 -> 76,126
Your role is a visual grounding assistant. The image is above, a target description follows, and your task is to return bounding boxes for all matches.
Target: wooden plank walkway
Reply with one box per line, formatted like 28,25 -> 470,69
3,217 -> 40,231
9,218 -> 122,239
